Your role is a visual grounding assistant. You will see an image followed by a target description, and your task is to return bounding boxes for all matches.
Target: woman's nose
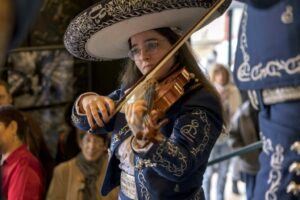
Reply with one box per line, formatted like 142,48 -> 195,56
139,48 -> 150,60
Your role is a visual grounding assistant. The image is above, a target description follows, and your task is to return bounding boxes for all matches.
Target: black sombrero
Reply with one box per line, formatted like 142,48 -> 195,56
64,0 -> 232,61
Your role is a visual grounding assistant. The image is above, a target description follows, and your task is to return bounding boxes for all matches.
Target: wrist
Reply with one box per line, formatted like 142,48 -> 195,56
133,135 -> 150,149
131,136 -> 153,154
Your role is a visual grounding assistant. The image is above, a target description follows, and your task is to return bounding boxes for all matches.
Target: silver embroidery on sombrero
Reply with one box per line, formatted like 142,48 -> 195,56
64,0 -> 230,61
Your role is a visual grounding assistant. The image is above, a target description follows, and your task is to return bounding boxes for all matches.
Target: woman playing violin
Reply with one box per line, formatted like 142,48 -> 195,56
65,1 -> 231,199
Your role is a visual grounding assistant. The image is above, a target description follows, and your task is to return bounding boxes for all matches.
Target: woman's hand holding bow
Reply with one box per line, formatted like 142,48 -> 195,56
79,94 -> 115,130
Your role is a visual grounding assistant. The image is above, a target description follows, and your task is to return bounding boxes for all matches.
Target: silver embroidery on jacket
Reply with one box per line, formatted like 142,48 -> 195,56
262,135 -> 274,155
237,6 -> 300,83
153,141 -> 187,177
134,157 -> 153,200
181,119 -> 199,143
190,110 -> 210,156
111,125 -> 130,147
263,136 -> 284,200
137,168 -> 151,200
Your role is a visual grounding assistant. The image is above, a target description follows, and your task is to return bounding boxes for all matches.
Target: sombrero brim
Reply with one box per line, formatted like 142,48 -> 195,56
64,0 -> 231,61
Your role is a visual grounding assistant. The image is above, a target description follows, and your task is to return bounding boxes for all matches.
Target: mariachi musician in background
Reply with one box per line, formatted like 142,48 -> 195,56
234,0 -> 300,199
65,0 -> 232,199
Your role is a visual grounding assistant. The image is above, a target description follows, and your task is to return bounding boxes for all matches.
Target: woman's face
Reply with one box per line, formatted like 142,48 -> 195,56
80,133 -> 106,161
214,69 -> 228,86
129,30 -> 176,80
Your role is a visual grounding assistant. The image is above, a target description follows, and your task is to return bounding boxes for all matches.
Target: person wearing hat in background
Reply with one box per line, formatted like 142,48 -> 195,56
66,0 -> 232,199
47,131 -> 119,200
0,105 -> 44,200
233,0 -> 300,199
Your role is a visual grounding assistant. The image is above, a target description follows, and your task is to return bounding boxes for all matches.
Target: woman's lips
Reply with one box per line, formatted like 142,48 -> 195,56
143,64 -> 154,72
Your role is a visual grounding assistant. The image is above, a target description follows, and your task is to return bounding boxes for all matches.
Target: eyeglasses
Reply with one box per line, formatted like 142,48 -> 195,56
128,39 -> 164,61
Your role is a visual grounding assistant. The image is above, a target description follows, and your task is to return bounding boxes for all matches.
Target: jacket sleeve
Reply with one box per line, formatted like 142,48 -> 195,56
132,90 -> 223,182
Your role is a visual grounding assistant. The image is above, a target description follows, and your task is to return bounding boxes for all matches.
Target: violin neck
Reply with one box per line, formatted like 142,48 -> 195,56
144,79 -> 157,117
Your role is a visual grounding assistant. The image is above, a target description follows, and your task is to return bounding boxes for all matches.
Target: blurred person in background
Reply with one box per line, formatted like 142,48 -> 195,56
229,99 -> 260,200
203,63 -> 241,200
0,105 -> 44,200
0,80 -> 54,196
47,131 -> 119,200
55,102 -> 81,165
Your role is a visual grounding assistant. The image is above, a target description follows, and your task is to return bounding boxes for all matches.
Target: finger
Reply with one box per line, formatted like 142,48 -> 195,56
124,104 -> 129,118
90,104 -> 104,127
104,98 -> 116,116
144,114 -> 154,128
157,118 -> 169,128
136,99 -> 147,106
126,104 -> 136,125
85,106 -> 95,130
150,110 -> 164,121
124,104 -> 132,123
129,104 -> 137,125
96,102 -> 109,123
134,105 -> 147,118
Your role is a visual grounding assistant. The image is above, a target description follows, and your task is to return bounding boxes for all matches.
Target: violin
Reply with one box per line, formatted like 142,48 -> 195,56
134,66 -> 200,146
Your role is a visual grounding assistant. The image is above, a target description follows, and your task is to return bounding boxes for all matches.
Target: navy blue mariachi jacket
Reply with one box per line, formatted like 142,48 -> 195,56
234,0 -> 300,90
72,85 -> 223,200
